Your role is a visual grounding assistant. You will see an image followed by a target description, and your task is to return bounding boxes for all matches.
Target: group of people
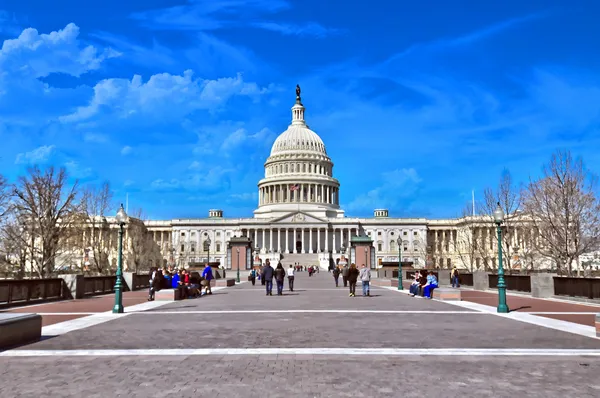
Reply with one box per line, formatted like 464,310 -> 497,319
248,260 -> 296,295
147,264 -> 214,300
408,270 -> 438,299
332,263 -> 372,297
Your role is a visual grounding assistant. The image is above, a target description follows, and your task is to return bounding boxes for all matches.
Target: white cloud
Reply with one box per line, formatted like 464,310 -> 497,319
0,23 -> 120,81
150,166 -> 235,192
14,145 -> 55,164
83,132 -> 108,143
345,168 -> 422,213
251,22 -> 342,38
228,192 -> 258,202
59,71 -> 271,123
64,160 -> 93,179
221,127 -> 274,152
121,145 -> 132,155
188,161 -> 201,170
123,179 -> 135,187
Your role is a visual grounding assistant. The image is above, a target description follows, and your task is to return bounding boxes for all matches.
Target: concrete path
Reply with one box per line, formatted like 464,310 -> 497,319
1,271 -> 600,397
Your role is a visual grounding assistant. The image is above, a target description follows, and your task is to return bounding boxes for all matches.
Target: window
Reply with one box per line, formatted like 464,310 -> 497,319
216,243 -> 221,252
377,243 -> 382,251
414,231 -> 418,236
181,232 -> 185,237
367,231 -> 371,236
390,240 -> 396,251
403,231 -> 407,236
391,232 -> 394,236
227,232 -> 231,237
191,232 -> 196,238
216,232 -> 221,237
378,231 -> 382,236
180,244 -> 184,252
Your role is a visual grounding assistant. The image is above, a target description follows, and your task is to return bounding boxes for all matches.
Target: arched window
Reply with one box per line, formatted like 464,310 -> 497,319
390,240 -> 396,251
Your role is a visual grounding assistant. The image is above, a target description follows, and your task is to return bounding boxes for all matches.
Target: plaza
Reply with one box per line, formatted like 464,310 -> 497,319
1,273 -> 600,397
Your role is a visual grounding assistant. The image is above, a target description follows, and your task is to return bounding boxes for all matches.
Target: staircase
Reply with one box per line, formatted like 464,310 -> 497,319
280,253 -> 320,267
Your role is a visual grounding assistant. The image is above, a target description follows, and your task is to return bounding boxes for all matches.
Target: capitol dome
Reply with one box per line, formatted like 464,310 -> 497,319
254,85 -> 344,220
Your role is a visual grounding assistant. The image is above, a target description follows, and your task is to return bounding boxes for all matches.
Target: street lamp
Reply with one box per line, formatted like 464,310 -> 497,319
236,247 -> 240,283
493,202 -> 509,313
113,204 -> 128,314
364,247 -> 368,268
206,236 -> 211,264
396,237 -> 403,290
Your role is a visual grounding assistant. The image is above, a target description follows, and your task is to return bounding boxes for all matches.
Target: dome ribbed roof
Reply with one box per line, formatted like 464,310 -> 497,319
269,90 -> 327,156
270,125 -> 327,155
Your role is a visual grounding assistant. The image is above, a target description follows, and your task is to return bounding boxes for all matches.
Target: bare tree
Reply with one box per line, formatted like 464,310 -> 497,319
0,213 -> 29,278
11,166 -> 81,278
522,150 -> 600,276
125,208 -> 162,273
455,204 -> 480,272
0,174 -> 10,222
81,182 -> 114,274
480,169 -> 522,273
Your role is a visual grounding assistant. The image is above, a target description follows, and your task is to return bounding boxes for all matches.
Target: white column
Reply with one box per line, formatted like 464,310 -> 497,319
270,228 -> 273,252
262,229 -> 266,252
301,228 -> 305,253
325,228 -> 329,252
332,228 -> 337,253
309,228 -> 313,253
285,228 -> 289,253
317,228 -> 321,253
254,229 -> 258,246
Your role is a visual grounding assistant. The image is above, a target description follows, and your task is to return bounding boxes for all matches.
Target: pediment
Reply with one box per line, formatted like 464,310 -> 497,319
271,211 -> 327,224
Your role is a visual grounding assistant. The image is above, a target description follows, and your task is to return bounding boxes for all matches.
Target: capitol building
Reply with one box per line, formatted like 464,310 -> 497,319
143,87 -> 527,271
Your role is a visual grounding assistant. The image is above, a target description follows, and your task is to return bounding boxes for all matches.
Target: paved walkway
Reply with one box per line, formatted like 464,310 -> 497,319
1,272 -> 600,397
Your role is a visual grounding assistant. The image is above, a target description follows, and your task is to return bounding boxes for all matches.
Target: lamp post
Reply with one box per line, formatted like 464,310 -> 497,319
206,236 -> 211,265
364,247 -> 368,268
493,202 -> 509,313
396,237 -> 403,290
113,204 -> 128,314
236,247 -> 240,283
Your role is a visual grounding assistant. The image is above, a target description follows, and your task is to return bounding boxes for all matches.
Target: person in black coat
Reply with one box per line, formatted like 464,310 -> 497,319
262,262 -> 274,296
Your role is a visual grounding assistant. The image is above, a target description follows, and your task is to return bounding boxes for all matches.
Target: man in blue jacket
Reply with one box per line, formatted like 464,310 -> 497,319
201,263 -> 213,295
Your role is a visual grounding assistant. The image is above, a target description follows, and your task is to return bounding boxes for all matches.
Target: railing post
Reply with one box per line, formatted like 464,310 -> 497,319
530,273 -> 554,298
123,272 -> 135,291
59,275 -> 85,299
473,271 -> 489,291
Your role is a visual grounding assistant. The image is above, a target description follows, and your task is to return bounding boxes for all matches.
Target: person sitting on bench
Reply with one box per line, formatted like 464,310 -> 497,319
409,271 -> 422,296
422,271 -> 438,299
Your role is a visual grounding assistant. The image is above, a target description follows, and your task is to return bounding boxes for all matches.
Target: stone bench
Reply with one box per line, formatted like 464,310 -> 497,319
0,313 -> 42,349
213,278 -> 235,287
596,314 -> 599,338
155,288 -> 185,301
432,288 -> 462,301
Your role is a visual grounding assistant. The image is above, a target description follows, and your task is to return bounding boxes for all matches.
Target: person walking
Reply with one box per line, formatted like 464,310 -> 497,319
148,267 -> 158,301
287,265 -> 295,292
274,263 -> 286,295
347,263 -> 359,297
201,263 -> 213,295
342,263 -> 349,287
332,266 -> 341,287
262,261 -> 274,296
249,268 -> 256,286
359,264 -> 371,297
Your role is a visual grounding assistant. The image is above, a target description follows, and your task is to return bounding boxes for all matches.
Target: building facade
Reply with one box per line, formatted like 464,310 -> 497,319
144,88 -> 531,271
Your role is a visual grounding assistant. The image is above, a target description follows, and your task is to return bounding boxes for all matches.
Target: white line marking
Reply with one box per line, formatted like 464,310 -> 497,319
527,312 -> 599,315
39,287 -> 229,336
380,288 -> 600,340
133,310 -> 484,315
31,313 -> 97,316
2,348 -> 600,357
459,286 -> 600,308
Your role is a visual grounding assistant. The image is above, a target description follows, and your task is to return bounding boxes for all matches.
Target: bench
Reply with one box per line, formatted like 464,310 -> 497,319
432,288 -> 462,301
596,314 -> 600,338
213,278 -> 235,287
0,313 -> 42,349
155,287 -> 185,301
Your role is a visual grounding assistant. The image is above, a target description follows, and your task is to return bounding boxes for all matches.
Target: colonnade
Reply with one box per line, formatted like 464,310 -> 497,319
246,226 -> 357,254
259,183 -> 339,206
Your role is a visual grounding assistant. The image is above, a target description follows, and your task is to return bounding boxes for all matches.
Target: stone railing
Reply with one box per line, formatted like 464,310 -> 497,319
0,278 -> 64,307
0,272 -> 150,307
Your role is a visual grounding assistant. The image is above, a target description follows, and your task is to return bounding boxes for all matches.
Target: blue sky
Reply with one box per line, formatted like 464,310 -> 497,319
1,0 -> 599,220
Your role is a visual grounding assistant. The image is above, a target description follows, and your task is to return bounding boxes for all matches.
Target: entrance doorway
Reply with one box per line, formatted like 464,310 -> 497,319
296,241 -> 302,253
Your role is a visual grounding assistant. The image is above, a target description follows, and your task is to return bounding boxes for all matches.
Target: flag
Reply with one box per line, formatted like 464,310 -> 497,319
289,184 -> 300,191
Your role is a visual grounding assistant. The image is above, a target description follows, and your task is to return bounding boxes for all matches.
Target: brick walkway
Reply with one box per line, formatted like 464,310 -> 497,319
1,272 -> 599,397
0,290 -> 150,326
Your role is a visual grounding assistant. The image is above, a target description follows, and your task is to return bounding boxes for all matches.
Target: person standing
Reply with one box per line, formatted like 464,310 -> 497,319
148,267 -> 157,301
274,263 -> 286,295
249,268 -> 256,286
347,263 -> 359,297
342,264 -> 349,287
262,261 -> 274,296
451,266 -> 460,288
359,264 -> 371,297
332,266 -> 341,287
287,265 -> 295,292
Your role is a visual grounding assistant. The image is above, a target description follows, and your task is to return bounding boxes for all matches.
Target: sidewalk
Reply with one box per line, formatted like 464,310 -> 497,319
0,291 -> 150,327
396,280 -> 599,327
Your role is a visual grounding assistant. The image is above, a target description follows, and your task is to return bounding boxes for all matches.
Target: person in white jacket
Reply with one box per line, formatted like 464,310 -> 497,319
359,265 -> 371,297
287,265 -> 295,292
